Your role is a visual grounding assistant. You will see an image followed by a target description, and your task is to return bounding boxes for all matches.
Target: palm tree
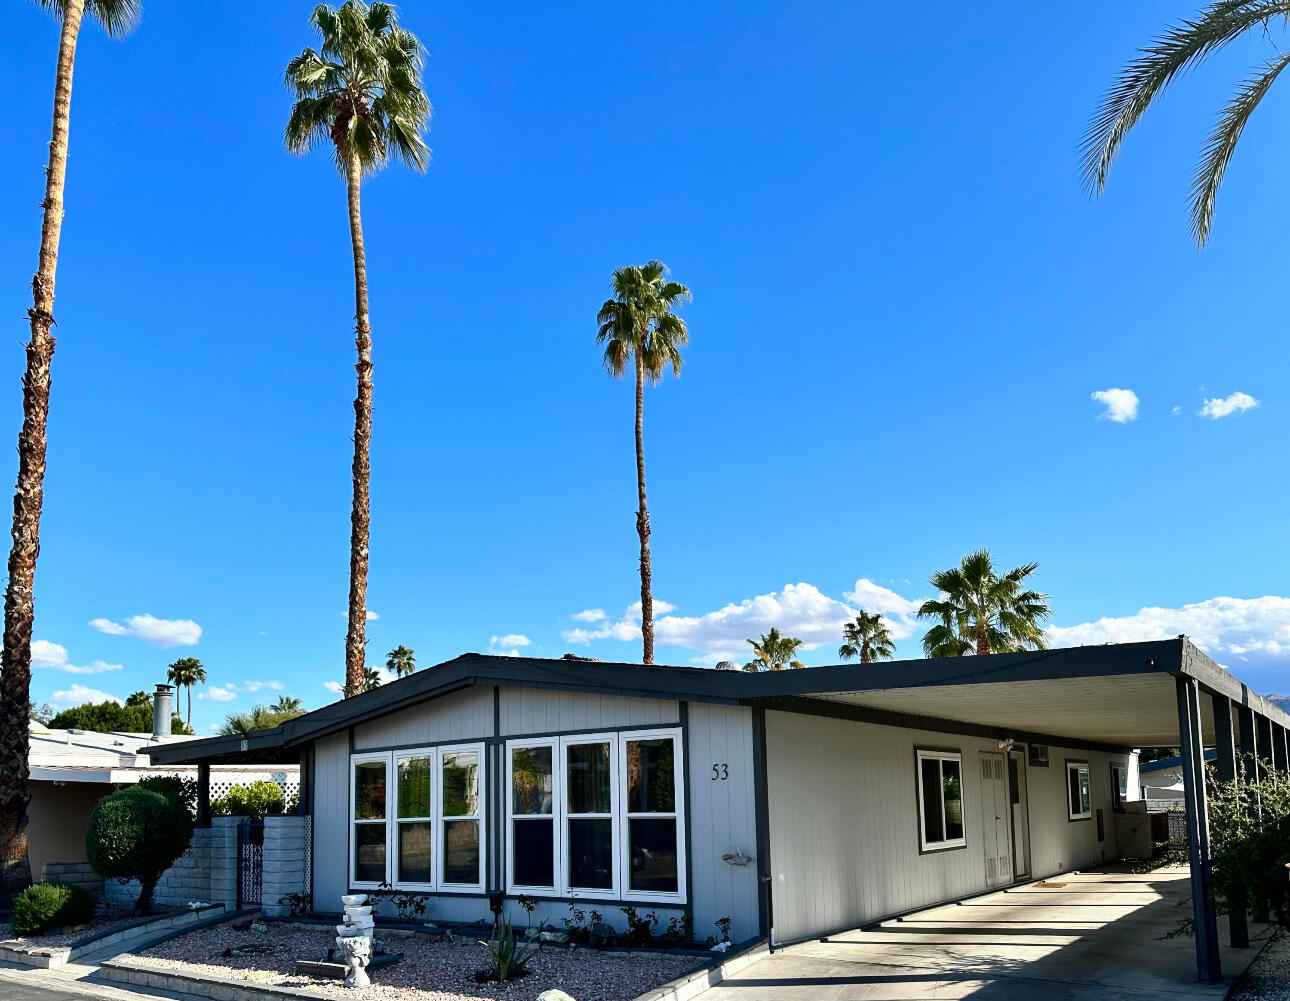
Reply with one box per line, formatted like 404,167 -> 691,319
838,611 -> 896,664
165,657 -> 206,729
124,691 -> 149,707
284,1 -> 431,699
363,666 -> 383,692
916,550 -> 1051,658
219,703 -> 305,737
743,628 -> 807,672
385,645 -> 415,678
1082,2 -> 1290,245
596,262 -> 691,665
0,4 -> 141,897
274,695 -> 303,713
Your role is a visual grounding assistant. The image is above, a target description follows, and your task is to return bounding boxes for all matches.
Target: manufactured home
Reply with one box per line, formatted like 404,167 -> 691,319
150,637 -> 1290,981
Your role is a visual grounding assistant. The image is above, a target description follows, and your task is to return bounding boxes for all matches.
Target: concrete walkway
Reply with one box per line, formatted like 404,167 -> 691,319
698,865 -> 1270,1000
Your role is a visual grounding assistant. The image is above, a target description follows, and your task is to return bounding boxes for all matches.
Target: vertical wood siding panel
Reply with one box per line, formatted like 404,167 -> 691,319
496,689 -> 679,735
312,732 -> 349,908
352,686 -> 494,749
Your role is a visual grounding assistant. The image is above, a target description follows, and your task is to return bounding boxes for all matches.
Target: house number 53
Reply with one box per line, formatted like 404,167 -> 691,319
711,763 -> 728,780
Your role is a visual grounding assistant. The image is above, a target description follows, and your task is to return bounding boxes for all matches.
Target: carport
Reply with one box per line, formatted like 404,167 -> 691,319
736,637 -> 1290,983
699,865 -> 1268,1000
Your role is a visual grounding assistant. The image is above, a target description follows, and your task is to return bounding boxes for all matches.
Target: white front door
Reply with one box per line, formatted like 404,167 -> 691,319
979,751 -> 1012,886
1009,749 -> 1031,879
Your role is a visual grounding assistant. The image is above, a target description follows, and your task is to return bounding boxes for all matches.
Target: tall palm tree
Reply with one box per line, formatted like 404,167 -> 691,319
362,666 -> 383,692
1082,2 -> 1290,245
916,550 -> 1051,658
165,657 -> 206,729
596,262 -> 691,665
274,695 -> 304,713
0,0 -> 140,898
838,611 -> 896,664
385,644 -> 415,678
743,628 -> 807,672
284,1 -> 431,699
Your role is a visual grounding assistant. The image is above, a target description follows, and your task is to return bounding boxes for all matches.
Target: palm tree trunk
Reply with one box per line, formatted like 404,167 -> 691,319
0,0 -> 84,901
976,622 -> 990,656
186,685 -> 192,730
633,352 -> 653,665
343,151 -> 373,698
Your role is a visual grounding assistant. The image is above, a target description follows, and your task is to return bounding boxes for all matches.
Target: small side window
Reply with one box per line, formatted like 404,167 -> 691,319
1067,761 -> 1092,820
916,750 -> 966,851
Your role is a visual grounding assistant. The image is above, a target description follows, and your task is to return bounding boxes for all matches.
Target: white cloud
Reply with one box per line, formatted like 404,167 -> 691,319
489,634 -> 532,657
89,614 -> 201,648
571,609 -> 606,623
198,686 -> 238,702
1172,405 -> 1182,416
242,680 -> 284,693
1048,595 -> 1290,663
30,638 -> 122,674
367,610 -> 379,621
50,684 -> 121,708
1198,391 -> 1259,419
323,681 -> 344,694
1091,388 -> 1139,423
31,640 -> 67,668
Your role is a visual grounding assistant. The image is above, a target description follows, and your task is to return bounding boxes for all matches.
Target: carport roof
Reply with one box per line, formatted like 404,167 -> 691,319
148,637 -> 1288,764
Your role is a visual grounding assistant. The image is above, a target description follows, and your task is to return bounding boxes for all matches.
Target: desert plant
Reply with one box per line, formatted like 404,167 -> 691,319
86,786 -> 193,913
479,915 -> 538,982
12,882 -> 94,935
715,916 -> 733,944
661,913 -> 693,946
209,780 -> 286,821
372,880 -> 427,923
1208,758 -> 1290,929
277,891 -> 312,918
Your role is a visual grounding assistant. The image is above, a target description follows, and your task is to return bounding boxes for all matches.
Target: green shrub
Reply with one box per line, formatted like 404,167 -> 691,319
478,916 -> 537,982
210,780 -> 286,821
1208,758 -> 1290,929
136,775 -> 197,817
86,786 -> 193,913
13,882 -> 94,936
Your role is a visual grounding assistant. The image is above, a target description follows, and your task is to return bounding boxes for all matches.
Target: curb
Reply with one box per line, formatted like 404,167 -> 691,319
101,958 -> 332,1001
0,904 -> 229,970
632,937 -> 769,1001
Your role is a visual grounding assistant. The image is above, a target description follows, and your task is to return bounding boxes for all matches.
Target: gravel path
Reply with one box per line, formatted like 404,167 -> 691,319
134,923 -> 704,1001
1233,932 -> 1290,1001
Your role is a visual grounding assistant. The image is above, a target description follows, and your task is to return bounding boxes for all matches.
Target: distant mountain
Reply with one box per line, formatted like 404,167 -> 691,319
1265,694 -> 1290,711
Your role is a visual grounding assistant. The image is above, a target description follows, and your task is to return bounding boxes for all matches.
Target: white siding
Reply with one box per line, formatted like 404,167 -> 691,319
686,703 -> 760,944
312,731 -> 350,908
764,709 -> 1127,943
352,686 -> 494,749
499,688 -> 678,735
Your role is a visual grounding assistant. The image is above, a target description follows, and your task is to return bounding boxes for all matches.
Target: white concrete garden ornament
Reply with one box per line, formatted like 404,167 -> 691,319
335,934 -> 371,988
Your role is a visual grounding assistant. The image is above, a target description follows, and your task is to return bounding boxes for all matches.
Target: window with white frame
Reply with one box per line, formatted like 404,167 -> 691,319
506,728 -> 685,902
349,743 -> 485,891
916,749 -> 965,851
1067,760 -> 1092,820
1110,763 -> 1127,810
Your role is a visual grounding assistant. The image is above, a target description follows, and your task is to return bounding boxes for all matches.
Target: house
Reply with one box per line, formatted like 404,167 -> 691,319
1139,749 -> 1217,808
29,685 -> 298,890
148,637 -> 1289,981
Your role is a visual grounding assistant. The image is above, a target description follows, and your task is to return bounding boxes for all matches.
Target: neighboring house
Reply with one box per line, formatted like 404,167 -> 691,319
1139,750 -> 1217,809
150,636 -> 1288,979
29,685 -> 299,883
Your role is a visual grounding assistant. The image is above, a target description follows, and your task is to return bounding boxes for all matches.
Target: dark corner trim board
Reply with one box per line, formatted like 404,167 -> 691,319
755,696 -> 1131,755
751,707 -> 772,946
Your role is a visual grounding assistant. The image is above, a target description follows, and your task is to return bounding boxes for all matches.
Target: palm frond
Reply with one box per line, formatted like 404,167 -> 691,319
1190,50 -> 1290,243
1081,0 -> 1290,195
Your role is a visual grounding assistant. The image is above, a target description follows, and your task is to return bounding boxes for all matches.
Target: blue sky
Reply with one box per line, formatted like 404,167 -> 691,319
3,1 -> 1289,732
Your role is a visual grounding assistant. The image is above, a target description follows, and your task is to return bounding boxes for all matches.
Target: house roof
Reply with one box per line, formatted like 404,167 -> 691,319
1139,749 -> 1217,774
147,637 -> 1290,766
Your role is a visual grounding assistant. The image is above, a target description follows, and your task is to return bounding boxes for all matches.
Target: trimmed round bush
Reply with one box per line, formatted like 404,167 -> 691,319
13,882 -> 94,936
86,786 -> 193,913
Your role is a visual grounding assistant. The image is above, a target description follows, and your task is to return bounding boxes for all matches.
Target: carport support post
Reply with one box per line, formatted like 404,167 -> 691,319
196,761 -> 210,827
1212,694 -> 1248,948
1177,676 -> 1221,981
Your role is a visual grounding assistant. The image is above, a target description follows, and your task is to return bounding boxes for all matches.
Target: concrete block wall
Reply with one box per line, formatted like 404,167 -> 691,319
105,821 -> 238,909
261,815 -> 307,918
40,861 -> 103,900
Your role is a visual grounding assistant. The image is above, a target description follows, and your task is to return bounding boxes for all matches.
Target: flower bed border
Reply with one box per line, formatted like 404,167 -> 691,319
100,935 -> 768,1001
0,903 -> 228,970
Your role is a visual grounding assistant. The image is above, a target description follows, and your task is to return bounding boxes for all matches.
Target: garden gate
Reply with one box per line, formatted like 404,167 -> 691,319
236,819 -> 264,908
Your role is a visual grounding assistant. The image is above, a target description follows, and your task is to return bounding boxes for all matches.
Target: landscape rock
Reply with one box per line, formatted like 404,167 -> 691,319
537,991 -> 577,1001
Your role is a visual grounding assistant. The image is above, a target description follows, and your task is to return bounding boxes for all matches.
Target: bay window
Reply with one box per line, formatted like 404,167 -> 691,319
506,728 -> 685,903
349,743 -> 485,891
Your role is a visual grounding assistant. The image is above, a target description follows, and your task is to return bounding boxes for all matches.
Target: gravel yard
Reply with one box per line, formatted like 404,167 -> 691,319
1233,932 -> 1290,1001
134,922 -> 704,1001
1,901 -> 161,949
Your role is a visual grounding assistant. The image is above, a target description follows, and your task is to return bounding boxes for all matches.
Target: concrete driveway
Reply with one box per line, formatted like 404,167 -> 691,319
698,865 -> 1268,1000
